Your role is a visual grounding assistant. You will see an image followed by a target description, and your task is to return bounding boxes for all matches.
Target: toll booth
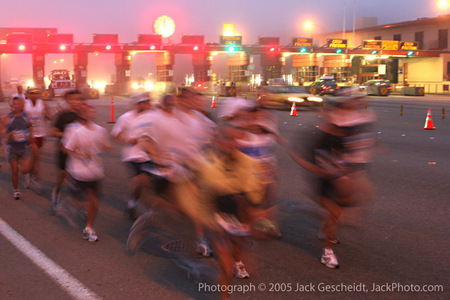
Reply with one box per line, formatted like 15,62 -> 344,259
293,54 -> 319,84
192,52 -> 214,92
323,55 -> 351,83
114,51 -> 132,95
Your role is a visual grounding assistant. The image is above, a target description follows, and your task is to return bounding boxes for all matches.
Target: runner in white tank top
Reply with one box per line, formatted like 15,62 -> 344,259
23,88 -> 51,192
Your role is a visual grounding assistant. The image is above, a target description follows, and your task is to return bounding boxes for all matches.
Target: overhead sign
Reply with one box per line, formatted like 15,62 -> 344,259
292,38 -> 313,47
400,41 -> 418,50
382,40 -> 399,50
258,37 -> 279,45
363,40 -> 382,49
220,35 -> 242,46
327,39 -> 347,48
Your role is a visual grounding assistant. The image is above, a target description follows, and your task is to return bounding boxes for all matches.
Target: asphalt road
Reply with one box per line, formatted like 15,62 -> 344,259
0,95 -> 448,300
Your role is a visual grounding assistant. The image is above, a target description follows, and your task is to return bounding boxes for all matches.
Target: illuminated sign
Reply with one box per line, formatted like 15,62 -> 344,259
363,40 -> 382,49
292,38 -> 313,47
400,41 -> 418,50
220,35 -> 242,46
382,40 -> 399,50
327,39 -> 347,48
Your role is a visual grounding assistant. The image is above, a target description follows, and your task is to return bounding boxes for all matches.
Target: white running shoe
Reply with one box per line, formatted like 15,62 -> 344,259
82,228 -> 98,242
233,261 -> 249,279
195,237 -> 213,257
13,191 -> 21,200
321,248 -> 339,269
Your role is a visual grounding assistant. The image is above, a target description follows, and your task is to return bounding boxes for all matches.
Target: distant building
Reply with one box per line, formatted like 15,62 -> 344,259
313,14 -> 450,91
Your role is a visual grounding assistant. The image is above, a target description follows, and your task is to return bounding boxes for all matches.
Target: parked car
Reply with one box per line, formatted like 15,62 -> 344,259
360,79 -> 392,96
257,85 -> 323,109
308,76 -> 340,96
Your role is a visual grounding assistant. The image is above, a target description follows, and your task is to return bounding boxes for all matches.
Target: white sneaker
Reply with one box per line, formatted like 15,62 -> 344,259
82,227 -> 98,242
321,248 -> 339,269
233,261 -> 249,279
13,191 -> 21,200
195,237 -> 213,257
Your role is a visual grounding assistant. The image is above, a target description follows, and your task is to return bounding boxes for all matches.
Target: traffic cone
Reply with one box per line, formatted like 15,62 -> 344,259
290,102 -> 298,116
424,108 -> 436,130
211,96 -> 217,108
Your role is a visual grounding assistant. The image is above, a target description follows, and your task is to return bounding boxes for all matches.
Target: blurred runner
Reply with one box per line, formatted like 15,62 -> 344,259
65,104 -> 111,242
50,90 -> 83,213
1,96 -> 32,199
287,93 -> 378,269
110,92 -> 158,220
23,87 -> 51,192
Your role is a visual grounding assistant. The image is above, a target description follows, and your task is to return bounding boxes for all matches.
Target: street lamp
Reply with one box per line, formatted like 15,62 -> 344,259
438,0 -> 449,9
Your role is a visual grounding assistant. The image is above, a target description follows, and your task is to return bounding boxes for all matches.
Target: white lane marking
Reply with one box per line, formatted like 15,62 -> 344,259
0,217 -> 101,300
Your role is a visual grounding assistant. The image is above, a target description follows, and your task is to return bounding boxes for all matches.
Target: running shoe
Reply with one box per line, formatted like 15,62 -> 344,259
82,228 -> 98,242
24,174 -> 31,189
233,261 -> 249,279
195,236 -> 213,257
321,248 -> 339,269
214,212 -> 250,236
13,191 -> 21,200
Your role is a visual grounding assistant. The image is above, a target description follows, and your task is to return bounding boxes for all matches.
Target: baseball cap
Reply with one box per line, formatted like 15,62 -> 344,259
130,92 -> 151,104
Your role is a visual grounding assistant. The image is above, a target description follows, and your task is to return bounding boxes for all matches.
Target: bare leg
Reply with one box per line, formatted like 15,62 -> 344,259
85,188 -> 99,228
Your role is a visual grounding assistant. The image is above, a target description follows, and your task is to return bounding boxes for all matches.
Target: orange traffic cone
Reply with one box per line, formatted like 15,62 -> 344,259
290,102 -> 298,116
424,108 -> 436,130
211,96 -> 217,108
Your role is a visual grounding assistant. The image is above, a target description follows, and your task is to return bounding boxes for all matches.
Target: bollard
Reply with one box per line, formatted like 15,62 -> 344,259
108,96 -> 115,123
365,103 -> 368,112
443,107 -> 446,119
400,105 -> 403,116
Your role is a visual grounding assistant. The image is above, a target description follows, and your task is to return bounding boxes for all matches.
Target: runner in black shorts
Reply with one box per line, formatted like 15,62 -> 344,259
50,90 -> 82,213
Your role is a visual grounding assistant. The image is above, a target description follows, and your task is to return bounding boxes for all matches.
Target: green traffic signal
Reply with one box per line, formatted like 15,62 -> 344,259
299,47 -> 308,53
371,50 -> 378,55
407,51 -> 414,56
335,48 -> 343,54
226,45 -> 237,52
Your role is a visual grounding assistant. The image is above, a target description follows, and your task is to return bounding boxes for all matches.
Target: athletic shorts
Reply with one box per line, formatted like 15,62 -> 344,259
6,144 -> 31,161
31,137 -> 45,148
74,179 -> 101,193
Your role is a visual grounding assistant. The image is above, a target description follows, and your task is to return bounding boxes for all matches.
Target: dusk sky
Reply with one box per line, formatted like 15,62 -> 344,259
1,0 -> 449,85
